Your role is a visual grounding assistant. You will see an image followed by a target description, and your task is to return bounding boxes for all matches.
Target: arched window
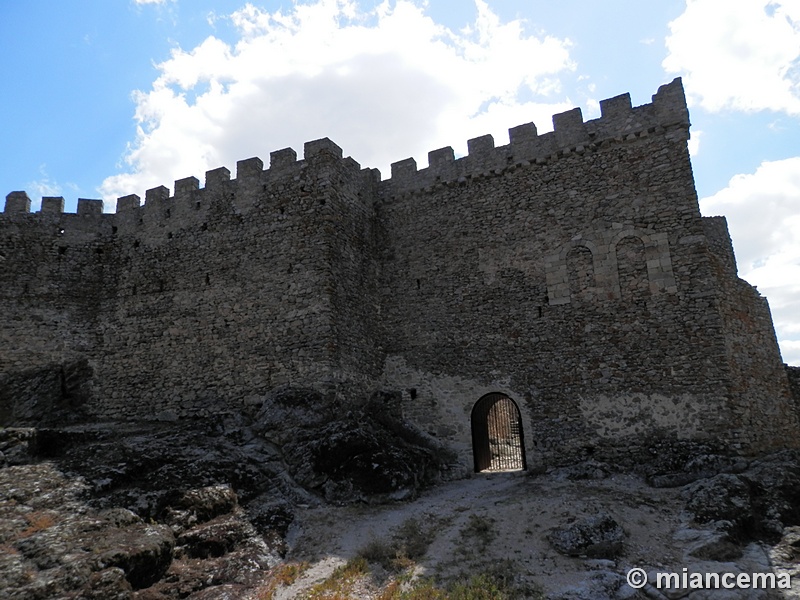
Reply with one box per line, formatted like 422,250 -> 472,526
471,393 -> 527,472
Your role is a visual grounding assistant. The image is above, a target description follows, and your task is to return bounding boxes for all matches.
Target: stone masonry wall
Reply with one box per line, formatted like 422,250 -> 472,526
0,197 -> 113,421
703,217 -> 798,451
1,77 -> 797,470
1,142 -> 380,420
374,79 -> 798,467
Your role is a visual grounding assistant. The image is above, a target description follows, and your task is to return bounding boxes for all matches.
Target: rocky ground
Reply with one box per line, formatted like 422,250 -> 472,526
2,388 -> 800,598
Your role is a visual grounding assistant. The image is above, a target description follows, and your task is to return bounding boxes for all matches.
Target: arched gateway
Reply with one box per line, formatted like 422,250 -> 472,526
471,393 -> 527,472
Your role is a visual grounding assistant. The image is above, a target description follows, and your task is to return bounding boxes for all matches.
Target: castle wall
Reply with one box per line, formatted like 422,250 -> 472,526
702,217 -> 798,451
375,79 -> 796,467
0,142 -> 379,420
2,77 -> 797,469
0,197 -> 115,421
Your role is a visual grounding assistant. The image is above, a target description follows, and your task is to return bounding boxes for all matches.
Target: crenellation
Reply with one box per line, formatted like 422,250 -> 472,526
77,198 -> 104,215
205,166 -> 231,190
552,107 -> 586,147
145,186 -> 170,204
390,157 -> 417,182
174,176 -> 199,197
304,137 -> 343,161
599,92 -> 633,118
428,146 -> 455,168
270,147 -> 298,170
41,196 -> 65,214
652,77 -> 690,126
116,194 -> 141,212
382,77 -> 691,196
466,134 -> 495,156
5,191 -> 31,213
508,122 -> 538,144
360,167 -> 381,188
236,157 -> 264,180
338,156 -> 359,173
1,78 -> 796,470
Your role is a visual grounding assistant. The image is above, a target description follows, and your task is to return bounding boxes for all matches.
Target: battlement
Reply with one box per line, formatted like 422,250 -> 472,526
1,137 -> 373,240
4,138 -> 362,216
3,78 -> 687,222
380,77 -> 689,197
2,77 -> 796,465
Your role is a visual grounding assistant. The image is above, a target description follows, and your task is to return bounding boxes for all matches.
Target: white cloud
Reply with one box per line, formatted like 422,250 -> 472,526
687,129 -> 701,156
25,165 -> 74,211
664,0 -> 800,114
700,156 -> 800,365
100,0 -> 575,200
133,0 -> 169,5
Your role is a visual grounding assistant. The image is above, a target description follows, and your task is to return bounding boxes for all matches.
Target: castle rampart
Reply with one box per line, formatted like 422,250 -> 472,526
2,78 -> 797,471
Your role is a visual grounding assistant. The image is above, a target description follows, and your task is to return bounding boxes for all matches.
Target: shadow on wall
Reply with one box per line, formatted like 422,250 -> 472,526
0,359 -> 92,426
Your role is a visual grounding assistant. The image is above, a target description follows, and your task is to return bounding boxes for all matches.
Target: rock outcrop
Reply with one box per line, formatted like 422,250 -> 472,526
0,386 -> 457,597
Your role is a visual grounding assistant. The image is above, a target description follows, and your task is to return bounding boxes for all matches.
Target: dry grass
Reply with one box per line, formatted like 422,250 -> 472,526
254,561 -> 311,599
357,517 -> 436,573
18,511 -> 57,539
304,558 -> 370,599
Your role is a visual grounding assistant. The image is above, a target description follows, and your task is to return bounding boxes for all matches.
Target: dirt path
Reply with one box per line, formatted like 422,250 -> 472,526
275,470 -> 688,598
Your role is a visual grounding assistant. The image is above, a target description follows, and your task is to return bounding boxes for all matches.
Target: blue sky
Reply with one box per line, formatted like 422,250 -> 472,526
1,0 -> 799,364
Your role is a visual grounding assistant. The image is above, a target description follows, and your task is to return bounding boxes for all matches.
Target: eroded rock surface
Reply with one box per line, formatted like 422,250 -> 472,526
0,386 -> 456,597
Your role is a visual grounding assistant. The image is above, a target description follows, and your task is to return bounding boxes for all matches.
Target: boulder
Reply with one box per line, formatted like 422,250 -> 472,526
176,515 -> 253,559
164,485 -> 239,532
683,474 -> 753,530
547,514 -> 626,558
742,451 -> 800,534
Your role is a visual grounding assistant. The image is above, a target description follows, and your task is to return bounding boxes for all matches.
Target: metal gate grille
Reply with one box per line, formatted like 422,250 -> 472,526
471,393 -> 526,472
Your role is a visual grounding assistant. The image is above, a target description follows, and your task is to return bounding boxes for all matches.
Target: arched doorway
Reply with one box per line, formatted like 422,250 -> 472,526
471,393 -> 527,472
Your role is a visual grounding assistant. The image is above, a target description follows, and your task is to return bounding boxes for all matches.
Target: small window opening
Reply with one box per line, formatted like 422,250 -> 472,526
95,248 -> 103,255
205,273 -> 210,285
471,393 -> 527,473
537,306 -> 543,318
133,240 -> 140,248
111,226 -> 118,234
408,388 -> 417,400
167,232 -> 173,239
165,208 -> 171,218
58,247 -> 67,255
195,201 -> 201,210
319,198 -> 326,206
57,228 -> 65,235
200,223 -> 208,231
416,279 -> 421,290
